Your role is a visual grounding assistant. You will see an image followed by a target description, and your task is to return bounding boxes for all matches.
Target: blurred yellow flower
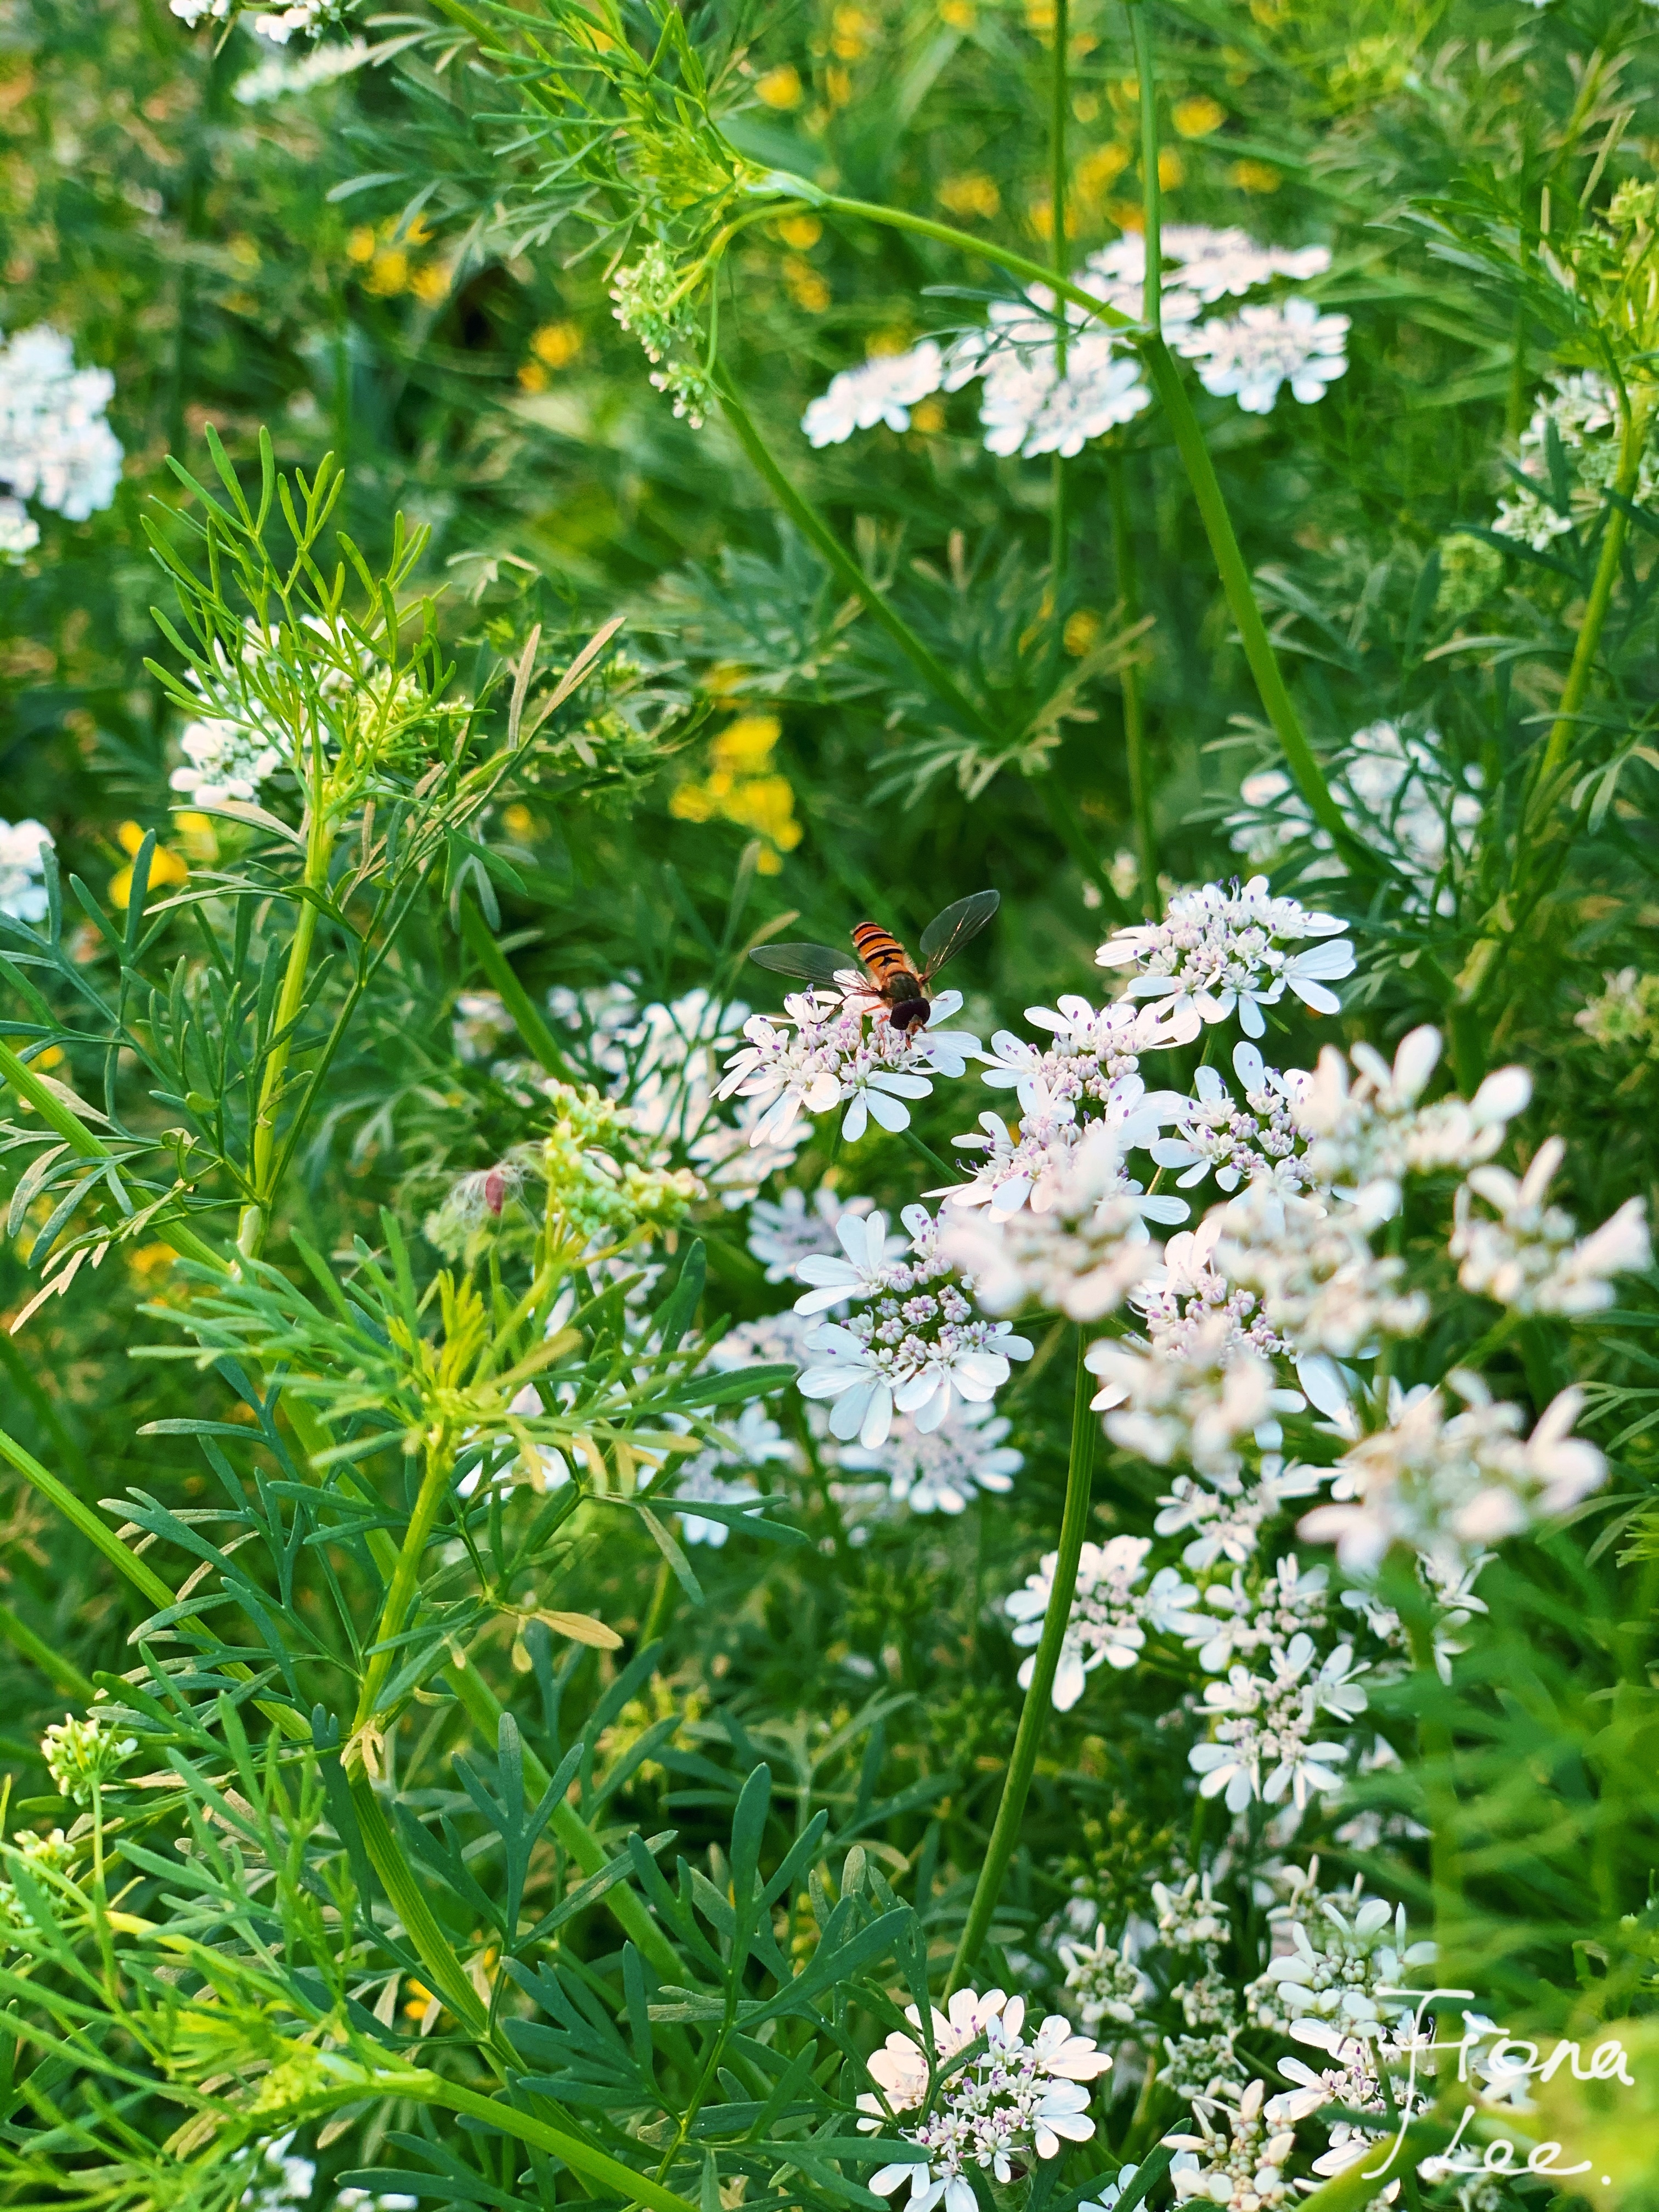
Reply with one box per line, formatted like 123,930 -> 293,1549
1075,143 -> 1131,204
410,262 -> 450,306
172,811 -> 218,861
910,397 -> 946,434
939,172 -> 1001,220
783,256 -> 831,312
831,6 -> 875,59
1063,610 -> 1102,656
825,64 -> 853,106
1072,91 -> 1100,123
110,821 -> 189,910
366,247 -> 409,297
518,361 -> 549,392
346,225 -> 376,264
501,803 -> 538,839
127,1244 -> 176,1284
670,715 -> 802,871
778,213 -> 824,249
1172,94 -> 1226,138
1230,157 -> 1280,193
531,320 -> 583,368
939,0 -> 974,24
1025,0 -> 1056,32
1159,147 -> 1184,189
756,63 -> 803,108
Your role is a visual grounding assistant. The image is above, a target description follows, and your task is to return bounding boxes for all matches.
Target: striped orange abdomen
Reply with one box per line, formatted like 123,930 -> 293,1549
851,922 -> 919,989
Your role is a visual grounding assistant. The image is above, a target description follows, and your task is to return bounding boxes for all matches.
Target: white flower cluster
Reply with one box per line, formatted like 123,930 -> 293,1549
837,1397 -> 1023,1515
41,1710 -> 138,1807
1245,1877 -> 1435,2049
1493,370 -> 1659,549
1007,1536 -> 1201,1711
1301,1373 -> 1607,1578
1087,1317 -> 1279,1484
1130,1219 -> 1288,1367
793,1206 -> 1032,1448
1294,1026 -> 1530,1225
1150,1043 -> 1311,1195
801,226 -> 1340,457
942,1121 -> 1167,1322
1165,2079 -> 1297,2212
0,817 -> 53,926
861,1988 -> 1111,2212
1175,298 -> 1350,416
718,985 -> 979,1149
1057,1923 -> 1149,2028
0,325 -> 123,554
1227,720 -> 1484,918
1096,877 -> 1355,1040
1214,1182 -> 1430,1361
171,0 -> 349,43
1451,1135 -> 1650,1316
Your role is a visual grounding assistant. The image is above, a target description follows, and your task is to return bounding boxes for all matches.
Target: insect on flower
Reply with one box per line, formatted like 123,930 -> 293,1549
750,889 -> 1000,1034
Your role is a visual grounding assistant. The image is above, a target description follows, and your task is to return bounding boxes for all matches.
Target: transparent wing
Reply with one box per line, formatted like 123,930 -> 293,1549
748,941 -> 854,986
918,889 -> 1000,980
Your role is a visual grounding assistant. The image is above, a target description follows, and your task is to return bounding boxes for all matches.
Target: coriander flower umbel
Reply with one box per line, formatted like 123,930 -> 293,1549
1059,1925 -> 1150,2029
1087,1314 -> 1279,1483
1096,877 -> 1355,1039
802,343 -> 946,444
1150,1042 -> 1312,1195
0,818 -> 53,924
747,1182 -> 875,1282
1188,1633 -> 1357,1812
1161,226 -> 1333,302
862,1988 -> 1111,2212
717,986 -> 979,1148
1164,2080 -> 1297,2212
1176,298 -> 1350,415
42,1710 -> 138,1805
1299,1373 -> 1607,1578
1214,1182 -> 1429,1361
1294,1026 -> 1531,1226
1450,1136 -> 1651,1316
1007,1537 -> 1203,1710
836,1396 -> 1023,1515
940,1121 -> 1169,1320
1247,1888 -> 1434,2049
977,991 -> 1196,1122
0,324 -> 123,524
795,1204 -> 1032,1447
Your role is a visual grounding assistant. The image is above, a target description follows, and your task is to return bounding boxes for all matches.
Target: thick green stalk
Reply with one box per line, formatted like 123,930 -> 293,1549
946,1332 -> 1097,1993
1527,385 -> 1655,818
239,814 -> 335,1260
1110,454 -> 1158,916
392,2070 -> 705,2212
1404,1596 -> 1462,1975
718,375 -> 1003,751
1126,2 -> 1161,334
353,1435 -> 456,1735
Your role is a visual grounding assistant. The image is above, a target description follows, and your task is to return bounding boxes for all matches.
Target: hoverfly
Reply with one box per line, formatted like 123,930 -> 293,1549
749,889 -> 999,1034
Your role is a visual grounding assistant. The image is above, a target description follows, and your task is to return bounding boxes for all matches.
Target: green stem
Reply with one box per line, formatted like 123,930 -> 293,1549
239,817 -> 335,1260
1126,2 -> 1161,336
900,1123 -> 955,1186
392,2070 -> 704,2212
1527,385 -> 1655,818
946,1331 -> 1097,1993
353,1436 -> 456,1735
1403,1589 -> 1461,1974
1049,0 -> 1070,595
1110,454 -> 1158,916
718,374 -> 1002,750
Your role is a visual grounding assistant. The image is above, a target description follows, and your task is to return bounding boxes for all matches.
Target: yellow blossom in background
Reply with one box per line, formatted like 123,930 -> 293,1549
825,65 -> 853,106
669,714 -> 803,874
1063,610 -> 1102,656
1075,143 -> 1131,205
778,213 -> 823,250
346,225 -> 376,264
1108,199 -> 1145,233
831,6 -> 875,59
868,328 -> 913,357
366,247 -> 410,297
1072,91 -> 1100,123
713,715 -> 785,776
501,803 -> 538,839
939,0 -> 974,24
532,321 -> 583,368
126,1244 -> 176,1284
783,256 -> 831,312
939,172 -> 1001,220
172,811 -> 218,862
410,263 -> 450,306
1159,147 -> 1184,189
1231,157 -> 1280,193
1024,0 -> 1056,32
756,63 -> 803,108
910,397 -> 946,434
110,821 -> 188,910
704,662 -> 749,695
1172,94 -> 1226,138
